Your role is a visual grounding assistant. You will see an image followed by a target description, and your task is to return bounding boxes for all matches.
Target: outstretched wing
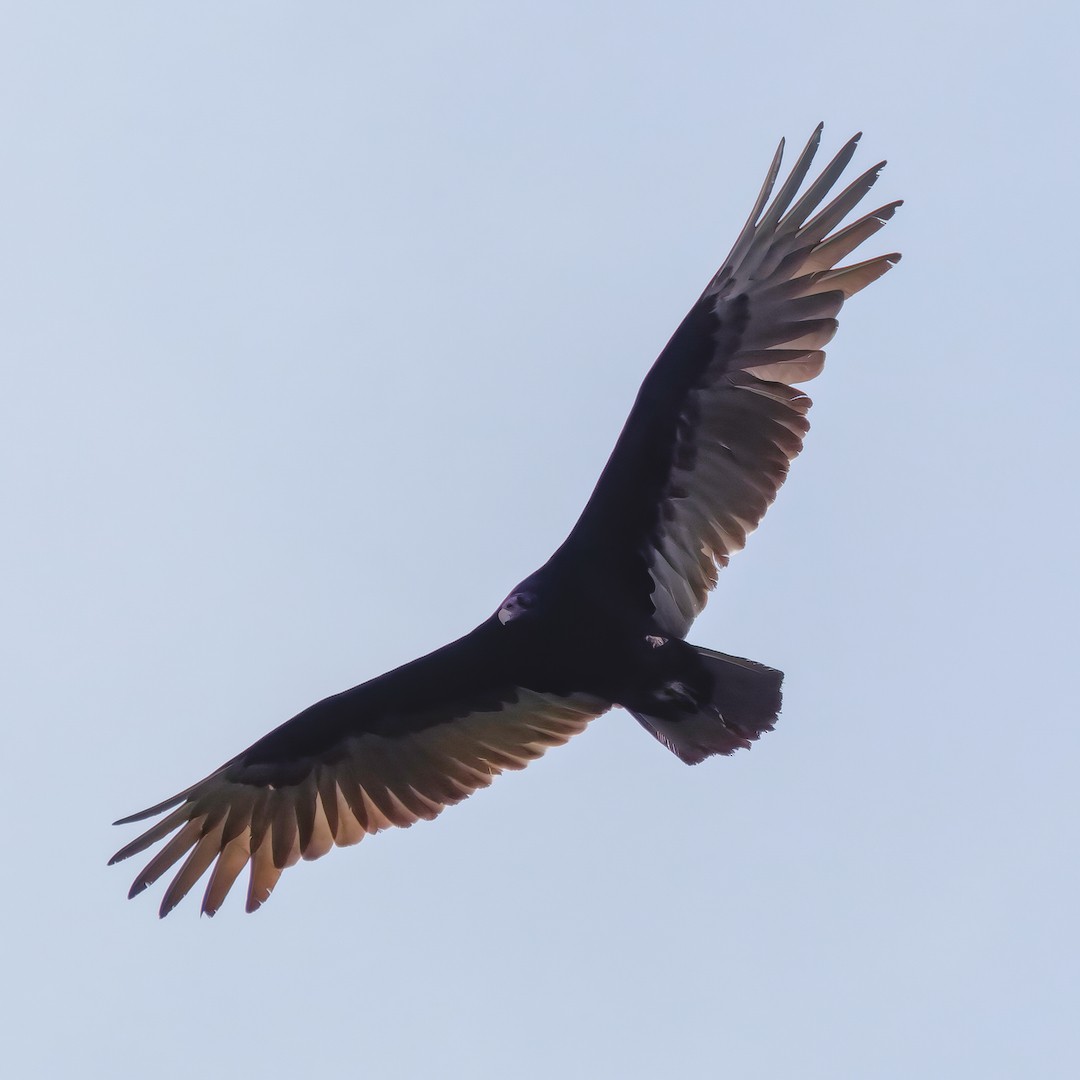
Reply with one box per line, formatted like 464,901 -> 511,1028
111,621 -> 609,917
562,125 -> 901,636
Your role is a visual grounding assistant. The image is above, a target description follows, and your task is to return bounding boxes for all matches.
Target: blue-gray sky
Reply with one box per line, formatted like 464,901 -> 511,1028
4,2 -> 1078,1077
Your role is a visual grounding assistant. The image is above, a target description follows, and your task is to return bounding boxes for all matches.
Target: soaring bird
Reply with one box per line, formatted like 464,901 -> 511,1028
111,126 -> 901,917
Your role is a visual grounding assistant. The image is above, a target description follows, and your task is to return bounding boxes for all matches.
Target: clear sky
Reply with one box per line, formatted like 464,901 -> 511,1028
3,2 -> 1078,1077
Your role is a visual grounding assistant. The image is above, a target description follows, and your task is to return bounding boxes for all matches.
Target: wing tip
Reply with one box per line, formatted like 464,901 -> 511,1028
875,200 -> 903,223
112,793 -> 187,827
109,836 -> 149,867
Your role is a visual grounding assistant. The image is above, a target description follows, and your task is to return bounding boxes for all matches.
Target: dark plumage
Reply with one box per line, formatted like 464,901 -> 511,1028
111,126 -> 901,916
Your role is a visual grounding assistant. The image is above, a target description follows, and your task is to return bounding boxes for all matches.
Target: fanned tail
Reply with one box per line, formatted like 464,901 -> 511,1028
631,646 -> 783,765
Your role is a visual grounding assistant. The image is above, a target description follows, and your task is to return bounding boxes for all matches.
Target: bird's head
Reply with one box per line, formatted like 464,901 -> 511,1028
497,588 -> 538,626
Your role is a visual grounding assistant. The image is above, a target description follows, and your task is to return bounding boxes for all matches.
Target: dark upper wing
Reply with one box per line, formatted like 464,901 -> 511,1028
561,126 -> 901,636
111,621 -> 609,916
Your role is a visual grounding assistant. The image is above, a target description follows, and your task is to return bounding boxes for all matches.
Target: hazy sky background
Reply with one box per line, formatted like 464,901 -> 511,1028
3,2 -> 1078,1077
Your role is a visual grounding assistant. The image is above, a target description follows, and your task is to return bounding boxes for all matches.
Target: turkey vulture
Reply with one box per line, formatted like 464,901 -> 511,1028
111,126 -> 901,917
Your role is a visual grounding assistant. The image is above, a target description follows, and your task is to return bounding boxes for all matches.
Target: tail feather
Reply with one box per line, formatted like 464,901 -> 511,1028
631,646 -> 783,765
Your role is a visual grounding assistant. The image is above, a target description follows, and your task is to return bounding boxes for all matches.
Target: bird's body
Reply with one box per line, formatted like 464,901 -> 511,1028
112,126 -> 901,916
